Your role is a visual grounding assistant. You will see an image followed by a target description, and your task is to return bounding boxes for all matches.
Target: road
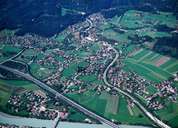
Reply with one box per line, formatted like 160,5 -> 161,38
0,64 -> 118,128
103,45 -> 171,128
0,48 -> 26,65
85,18 -> 93,32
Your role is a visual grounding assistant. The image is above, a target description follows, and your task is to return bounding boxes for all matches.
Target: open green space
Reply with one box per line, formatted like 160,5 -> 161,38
67,90 -> 152,125
119,10 -> 145,29
98,9 -> 176,46
0,45 -> 21,62
62,61 -> 89,78
155,100 -> 178,127
101,29 -> 128,42
106,95 -> 151,125
68,108 -> 89,122
0,79 -> 39,116
146,85 -> 157,95
67,90 -> 106,116
30,63 -> 54,79
1,45 -> 21,53
73,49 -> 92,58
0,90 -> 11,107
54,29 -> 69,42
62,63 -> 79,78
167,64 -> 178,73
16,48 -> 38,63
78,74 -> 97,83
0,79 -> 39,92
141,62 -> 172,78
0,29 -> 17,37
131,49 -> 149,60
125,48 -> 176,82
119,10 -> 177,29
160,59 -> 178,69
124,59 -> 164,82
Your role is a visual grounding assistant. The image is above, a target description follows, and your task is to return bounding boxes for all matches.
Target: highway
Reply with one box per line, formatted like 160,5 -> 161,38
0,64 -> 119,128
103,46 -> 171,128
0,48 -> 26,65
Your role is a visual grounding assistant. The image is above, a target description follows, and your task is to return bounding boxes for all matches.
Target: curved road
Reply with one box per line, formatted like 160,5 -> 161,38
0,64 -> 119,128
85,18 -> 93,32
0,48 -> 26,65
103,46 -> 171,128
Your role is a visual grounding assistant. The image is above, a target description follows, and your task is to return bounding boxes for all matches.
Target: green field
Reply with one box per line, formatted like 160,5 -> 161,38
16,48 -> 38,63
62,61 -> 89,79
67,90 -> 152,125
156,101 -> 178,127
0,79 -> 39,116
68,108 -> 89,122
54,29 -> 69,42
30,63 -> 54,79
0,89 -> 10,107
101,29 -> 130,42
119,10 -> 177,29
78,74 -> 97,83
1,45 -> 21,53
125,48 -> 176,82
0,29 -> 16,37
124,47 -> 178,127
0,79 -> 39,92
0,45 -> 21,62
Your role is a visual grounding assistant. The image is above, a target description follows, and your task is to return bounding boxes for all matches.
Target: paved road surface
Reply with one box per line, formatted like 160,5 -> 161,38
0,48 -> 25,65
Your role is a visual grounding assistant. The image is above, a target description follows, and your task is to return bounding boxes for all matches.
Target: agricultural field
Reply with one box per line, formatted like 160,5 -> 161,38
99,10 -> 175,44
156,99 -> 178,127
53,29 -> 70,43
30,63 -> 54,79
96,9 -> 178,127
68,108 -> 90,122
0,45 -> 21,62
98,9 -> 178,83
0,79 -> 39,116
125,48 -> 177,82
0,29 -> 16,37
124,48 -> 178,127
15,48 -> 38,63
67,90 -> 152,125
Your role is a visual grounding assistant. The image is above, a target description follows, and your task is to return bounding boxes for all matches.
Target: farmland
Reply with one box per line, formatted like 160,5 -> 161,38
97,9 -> 178,127
0,79 -> 39,116
125,48 -> 177,82
0,45 -> 21,62
67,90 -> 152,125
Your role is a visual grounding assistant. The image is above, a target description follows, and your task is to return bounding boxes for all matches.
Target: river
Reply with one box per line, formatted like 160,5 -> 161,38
0,112 -> 151,128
